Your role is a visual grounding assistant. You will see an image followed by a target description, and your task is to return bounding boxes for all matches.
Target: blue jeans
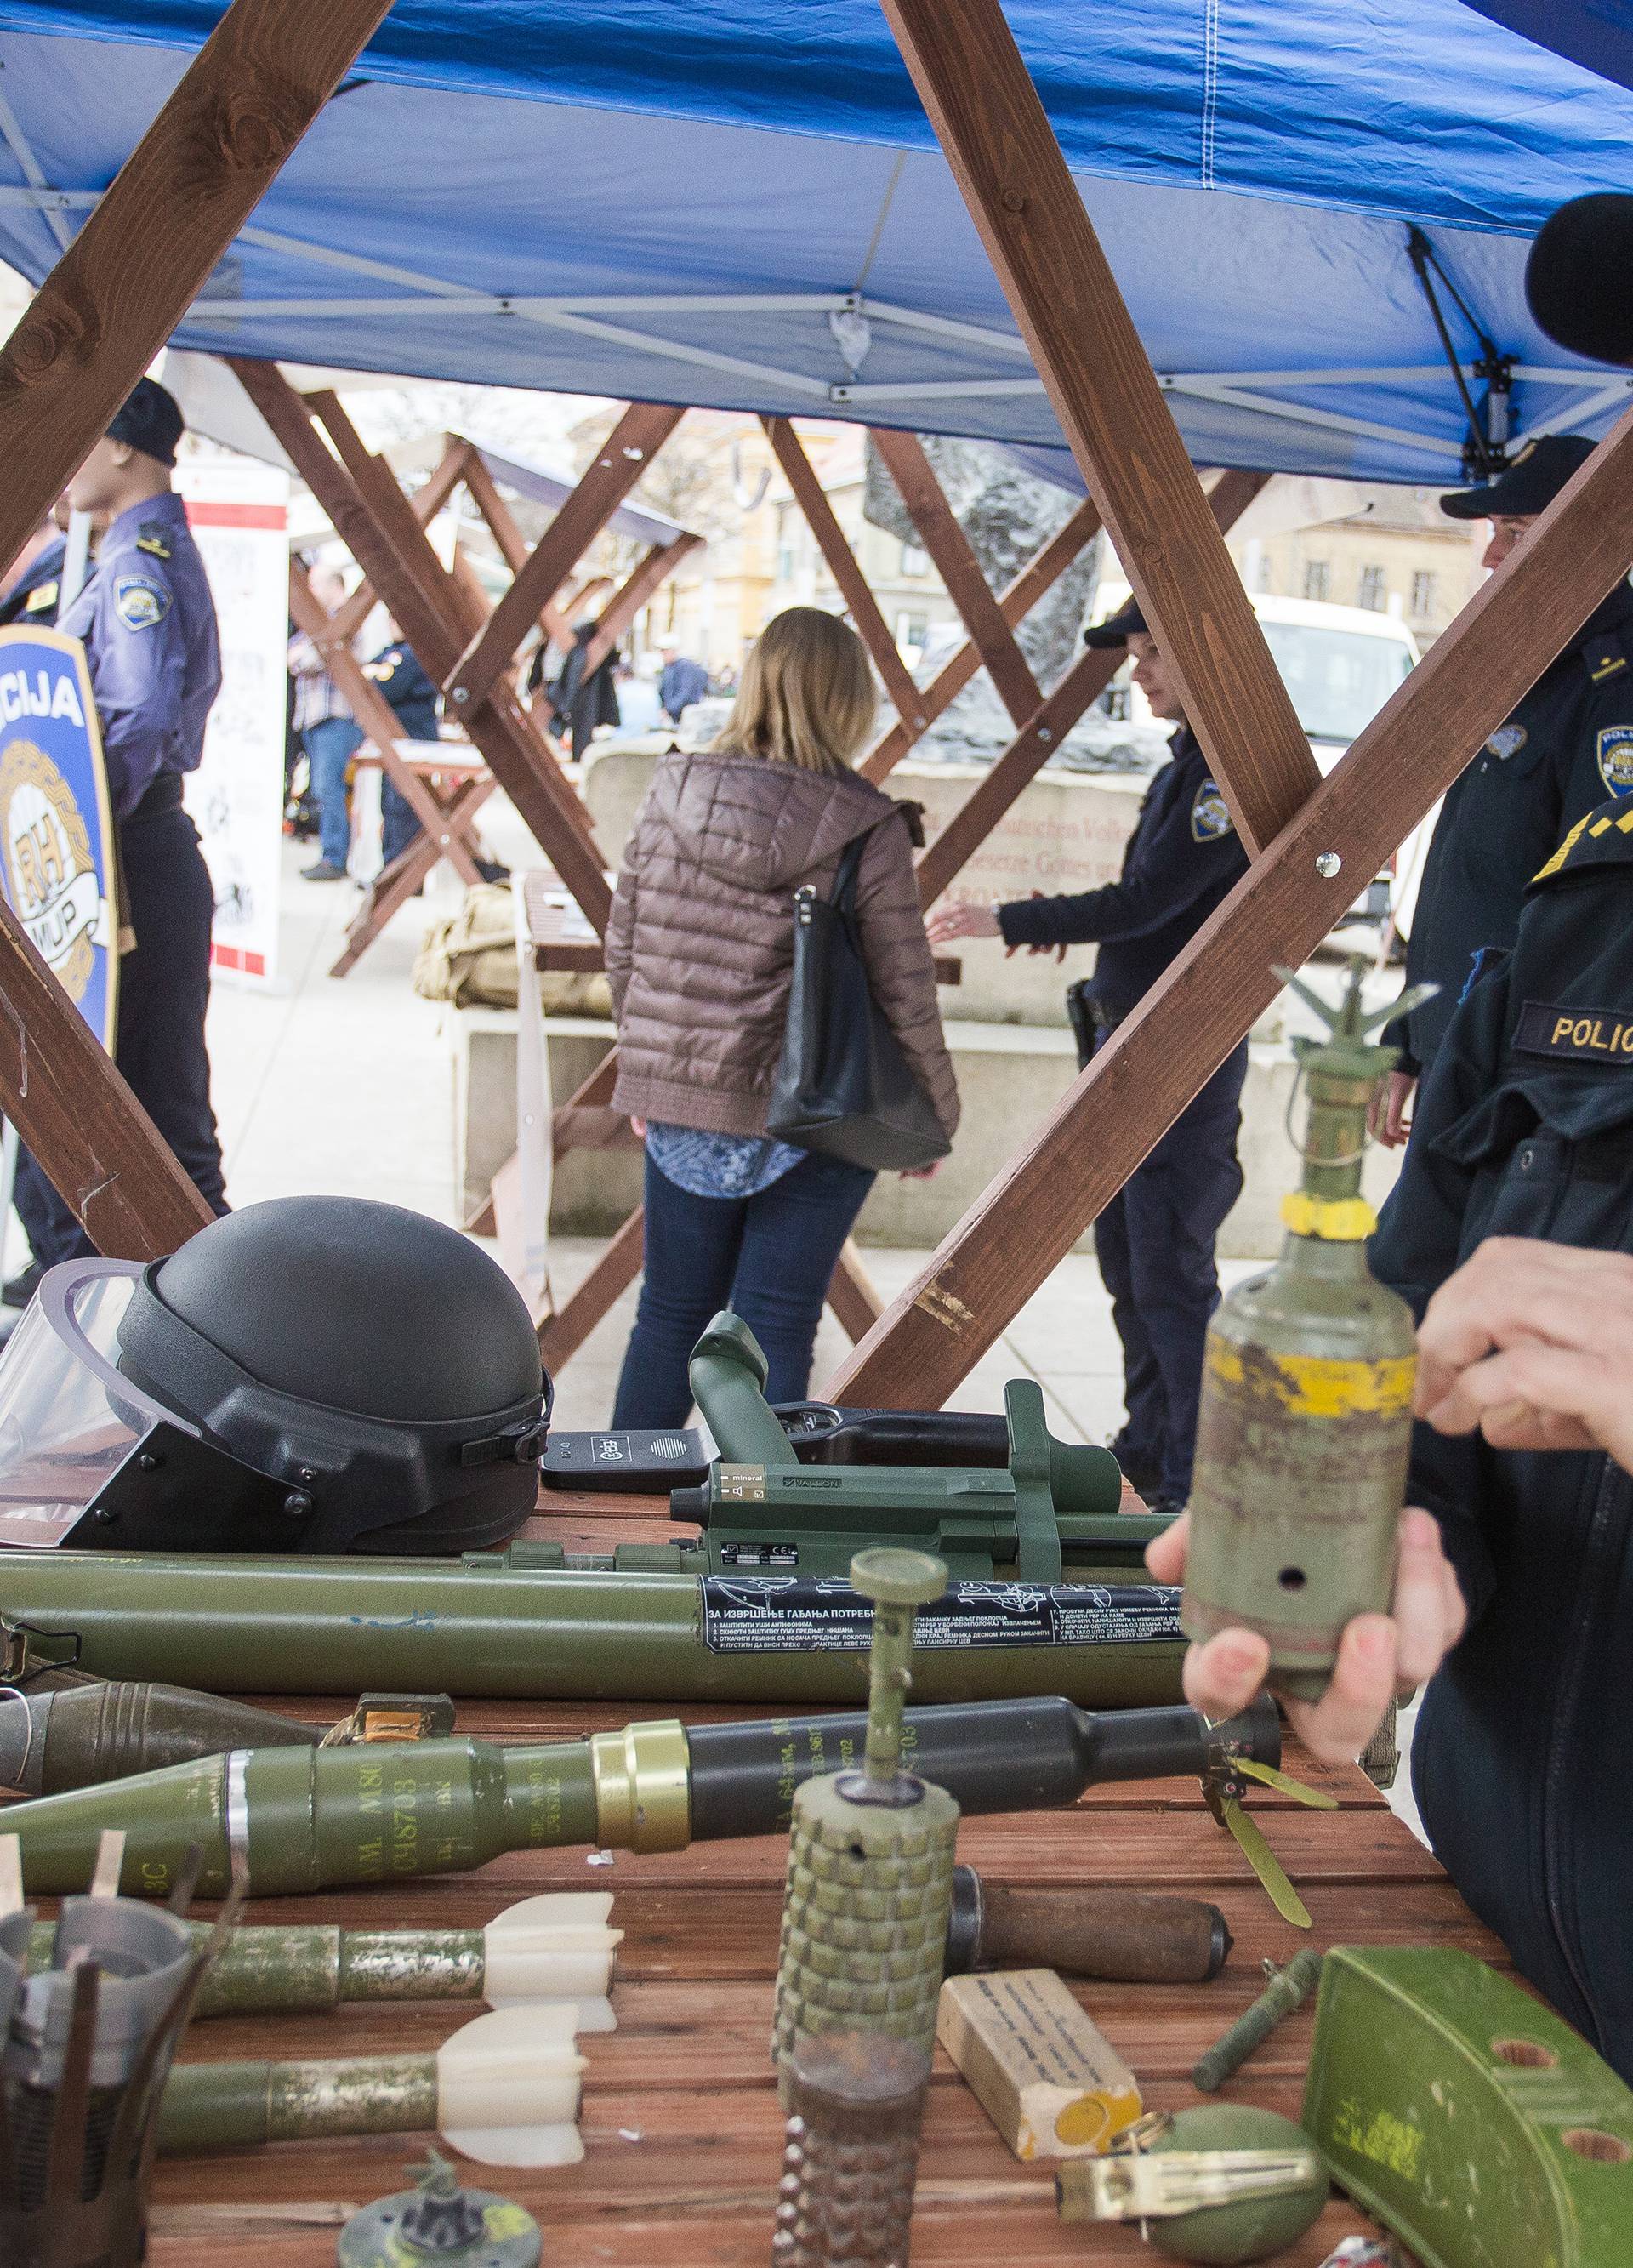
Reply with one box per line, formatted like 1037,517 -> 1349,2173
611,1147 -> 876,1427
381,777 -> 422,869
304,716 -> 363,868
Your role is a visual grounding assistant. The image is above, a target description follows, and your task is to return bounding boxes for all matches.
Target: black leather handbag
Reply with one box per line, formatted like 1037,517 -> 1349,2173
765,832 -> 952,1172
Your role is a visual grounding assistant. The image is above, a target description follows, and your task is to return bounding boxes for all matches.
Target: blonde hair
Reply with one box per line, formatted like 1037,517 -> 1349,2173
713,607 -> 877,775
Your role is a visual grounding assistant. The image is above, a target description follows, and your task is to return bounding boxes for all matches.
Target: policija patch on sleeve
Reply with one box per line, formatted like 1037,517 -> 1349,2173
1515,1000 -> 1633,1064
1596,726 -> 1633,796
1190,779 -> 1234,841
113,574 -> 172,632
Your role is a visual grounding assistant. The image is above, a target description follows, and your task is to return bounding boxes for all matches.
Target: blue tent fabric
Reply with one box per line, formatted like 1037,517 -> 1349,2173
0,2 -> 1629,485
1460,4 -> 1633,94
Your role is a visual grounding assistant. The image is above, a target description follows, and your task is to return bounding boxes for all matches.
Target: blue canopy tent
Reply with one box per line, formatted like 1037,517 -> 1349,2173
0,1 -> 1628,487
1462,3 -> 1633,94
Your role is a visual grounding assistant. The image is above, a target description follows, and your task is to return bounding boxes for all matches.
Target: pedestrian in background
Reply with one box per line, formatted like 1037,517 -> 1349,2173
657,640 -> 709,723
287,564 -> 361,882
605,607 -> 958,1422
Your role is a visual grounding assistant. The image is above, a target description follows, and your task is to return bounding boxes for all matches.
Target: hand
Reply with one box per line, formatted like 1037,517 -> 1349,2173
1414,1238 -> 1633,1467
629,1115 -> 646,1139
899,1158 -> 943,1180
926,898 -> 1002,946
1146,1508 -> 1466,1765
1368,1068 -> 1416,1148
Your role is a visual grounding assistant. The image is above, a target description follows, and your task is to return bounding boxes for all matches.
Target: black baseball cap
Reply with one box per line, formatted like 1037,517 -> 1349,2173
1526,195 -> 1633,369
1439,434 -> 1596,521
106,376 -> 184,469
1083,595 -> 1148,647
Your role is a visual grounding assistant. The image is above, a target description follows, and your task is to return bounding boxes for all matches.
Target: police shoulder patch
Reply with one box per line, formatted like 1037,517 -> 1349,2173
1485,723 -> 1528,761
113,573 -> 172,633
1190,779 -> 1233,842
1596,725 -> 1633,797
1531,797 -> 1633,885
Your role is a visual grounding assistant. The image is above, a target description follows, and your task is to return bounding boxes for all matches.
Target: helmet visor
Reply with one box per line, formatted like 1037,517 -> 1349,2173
0,1261 -> 185,1547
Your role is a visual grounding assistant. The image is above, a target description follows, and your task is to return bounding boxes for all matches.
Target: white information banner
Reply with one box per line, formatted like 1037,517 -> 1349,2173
175,460 -> 289,987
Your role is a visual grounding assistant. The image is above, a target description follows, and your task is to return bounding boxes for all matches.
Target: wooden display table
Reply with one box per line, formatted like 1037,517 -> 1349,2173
147,1500 -> 1496,2266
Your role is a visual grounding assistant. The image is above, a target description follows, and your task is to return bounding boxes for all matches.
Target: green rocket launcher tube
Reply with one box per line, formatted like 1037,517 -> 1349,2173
0,1692 -> 1277,1898
0,1551 -> 1184,1705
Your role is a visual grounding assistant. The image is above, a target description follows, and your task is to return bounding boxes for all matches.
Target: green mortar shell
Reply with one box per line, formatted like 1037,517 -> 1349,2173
1303,1945 -> 1633,2267
157,2054 -> 438,2154
0,1551 -> 1183,1707
772,1771 -> 959,2088
1147,2106 -> 1329,2265
35,1681 -> 322,1792
1182,1238 -> 1416,1703
0,1734 -> 599,1898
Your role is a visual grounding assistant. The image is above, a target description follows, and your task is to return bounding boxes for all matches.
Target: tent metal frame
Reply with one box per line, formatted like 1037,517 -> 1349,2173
0,0 -> 1627,1412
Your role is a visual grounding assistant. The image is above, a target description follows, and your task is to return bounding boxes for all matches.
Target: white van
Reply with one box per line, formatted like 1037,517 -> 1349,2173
1097,583 -> 1421,926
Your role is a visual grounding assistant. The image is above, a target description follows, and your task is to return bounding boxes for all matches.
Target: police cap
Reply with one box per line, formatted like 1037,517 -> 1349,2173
1439,434 -> 1596,521
1084,595 -> 1149,647
106,376 -> 184,469
1526,194 -> 1633,370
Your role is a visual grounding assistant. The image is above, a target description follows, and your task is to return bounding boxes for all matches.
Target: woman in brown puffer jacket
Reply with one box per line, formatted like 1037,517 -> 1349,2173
605,607 -> 959,1425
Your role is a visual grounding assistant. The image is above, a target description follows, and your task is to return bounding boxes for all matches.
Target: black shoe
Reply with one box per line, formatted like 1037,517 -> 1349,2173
301,860 -> 349,883
475,857 -> 511,885
1143,1495 -> 1187,1523
1,1261 -> 43,1309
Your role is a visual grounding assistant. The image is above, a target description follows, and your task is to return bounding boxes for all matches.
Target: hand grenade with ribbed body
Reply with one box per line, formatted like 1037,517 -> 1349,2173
771,1551 -> 959,2093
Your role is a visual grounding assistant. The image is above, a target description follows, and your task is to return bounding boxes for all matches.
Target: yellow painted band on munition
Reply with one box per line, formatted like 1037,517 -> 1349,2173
589,1718 -> 691,1852
1205,1342 -> 1416,1420
1279,1192 -> 1378,1241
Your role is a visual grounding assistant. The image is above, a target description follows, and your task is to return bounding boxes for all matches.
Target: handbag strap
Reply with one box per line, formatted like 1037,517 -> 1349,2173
827,812 -> 898,916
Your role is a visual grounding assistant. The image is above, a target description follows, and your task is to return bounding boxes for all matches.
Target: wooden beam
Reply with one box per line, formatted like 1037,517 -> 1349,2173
582,533 -> 704,678
761,416 -> 929,735
879,0 -> 1317,856
869,426 -> 1039,727
829,408 -> 1633,1405
859,498 -> 1102,784
915,642 -> 1120,909
0,896 -> 213,1259
914,471 -> 1268,907
329,772 -> 494,980
327,436 -> 471,647
447,402 -> 686,712
460,448 -> 579,654
288,558 -> 485,889
828,1241 -> 884,1343
538,1208 -> 646,1371
232,360 -> 613,932
0,0 -> 392,572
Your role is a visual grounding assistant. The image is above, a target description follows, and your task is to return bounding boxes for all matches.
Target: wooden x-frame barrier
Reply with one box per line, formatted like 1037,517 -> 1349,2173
0,0 -> 1629,1410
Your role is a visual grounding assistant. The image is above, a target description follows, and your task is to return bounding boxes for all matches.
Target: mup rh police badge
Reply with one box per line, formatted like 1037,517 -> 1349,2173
1596,726 -> 1633,797
0,628 -> 118,1050
1190,778 -> 1234,842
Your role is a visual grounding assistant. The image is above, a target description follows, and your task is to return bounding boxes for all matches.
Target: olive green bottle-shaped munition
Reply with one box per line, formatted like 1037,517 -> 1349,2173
1182,962 -> 1433,1701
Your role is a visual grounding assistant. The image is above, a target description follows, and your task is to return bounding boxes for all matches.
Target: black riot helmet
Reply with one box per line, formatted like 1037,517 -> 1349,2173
0,1198 -> 550,1555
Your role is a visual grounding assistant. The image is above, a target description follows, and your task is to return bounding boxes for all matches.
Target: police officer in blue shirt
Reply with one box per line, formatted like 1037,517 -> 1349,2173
10,378 -> 226,1285
360,633 -> 436,870
930,600 -> 1249,1509
1374,433 -> 1632,1146
0,513 -> 65,627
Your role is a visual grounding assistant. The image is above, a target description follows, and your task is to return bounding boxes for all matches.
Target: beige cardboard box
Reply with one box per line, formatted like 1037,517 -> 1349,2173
936,1969 -> 1142,2160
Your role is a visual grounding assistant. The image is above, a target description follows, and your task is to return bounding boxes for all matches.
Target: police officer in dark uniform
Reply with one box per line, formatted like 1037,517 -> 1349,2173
1375,432 -> 1631,1143
11,378 -> 226,1278
930,600 -> 1249,1508
0,514 -> 65,626
1369,802 -> 1633,2076
360,632 -> 435,870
